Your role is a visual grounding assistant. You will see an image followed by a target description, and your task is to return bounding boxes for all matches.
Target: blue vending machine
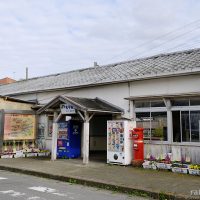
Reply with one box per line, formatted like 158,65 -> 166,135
57,120 -> 81,159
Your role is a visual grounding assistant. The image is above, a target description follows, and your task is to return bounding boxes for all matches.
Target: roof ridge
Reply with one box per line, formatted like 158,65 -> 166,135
3,47 -> 200,85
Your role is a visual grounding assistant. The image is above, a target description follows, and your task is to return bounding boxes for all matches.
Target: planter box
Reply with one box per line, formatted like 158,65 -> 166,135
26,153 -> 38,157
1,154 -> 13,159
172,167 -> 188,174
166,164 -> 172,169
142,163 -> 152,169
13,150 -> 25,158
45,152 -> 50,156
14,154 -> 25,158
189,169 -> 200,176
142,161 -> 157,170
37,152 -> 46,157
156,162 -> 172,170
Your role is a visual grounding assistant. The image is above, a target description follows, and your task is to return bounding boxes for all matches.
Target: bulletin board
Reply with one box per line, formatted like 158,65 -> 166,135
3,113 -> 36,140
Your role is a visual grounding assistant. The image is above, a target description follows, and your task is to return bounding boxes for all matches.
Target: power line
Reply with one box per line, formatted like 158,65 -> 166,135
129,24 -> 200,59
105,18 -> 200,63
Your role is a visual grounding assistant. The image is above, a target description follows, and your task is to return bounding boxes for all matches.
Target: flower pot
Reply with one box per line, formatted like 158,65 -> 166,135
188,169 -> 200,176
1,154 -> 13,159
142,161 -> 157,170
26,153 -> 38,157
172,167 -> 188,174
156,162 -> 172,170
37,152 -> 46,157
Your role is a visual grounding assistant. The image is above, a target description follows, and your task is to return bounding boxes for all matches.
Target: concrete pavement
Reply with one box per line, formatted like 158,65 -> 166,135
0,170 -> 147,200
0,157 -> 199,200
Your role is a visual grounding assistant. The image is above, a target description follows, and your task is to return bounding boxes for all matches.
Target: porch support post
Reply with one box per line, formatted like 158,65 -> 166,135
51,112 -> 58,161
83,117 -> 89,164
82,111 -> 94,164
130,100 -> 136,120
164,99 -> 173,144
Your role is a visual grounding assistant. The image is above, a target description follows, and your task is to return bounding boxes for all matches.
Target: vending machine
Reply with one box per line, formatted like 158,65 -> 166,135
57,120 -> 81,159
107,120 -> 136,165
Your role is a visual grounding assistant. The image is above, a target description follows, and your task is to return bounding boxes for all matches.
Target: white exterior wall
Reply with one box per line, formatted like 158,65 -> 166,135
130,74 -> 200,97
145,143 -> 200,164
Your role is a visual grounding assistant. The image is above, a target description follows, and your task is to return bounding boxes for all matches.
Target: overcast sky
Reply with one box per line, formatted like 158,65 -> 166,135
0,0 -> 200,80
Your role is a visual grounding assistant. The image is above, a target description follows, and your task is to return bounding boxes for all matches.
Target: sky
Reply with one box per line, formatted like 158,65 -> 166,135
0,0 -> 200,80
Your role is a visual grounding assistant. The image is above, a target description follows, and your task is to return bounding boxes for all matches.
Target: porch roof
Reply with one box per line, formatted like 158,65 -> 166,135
37,95 -> 124,114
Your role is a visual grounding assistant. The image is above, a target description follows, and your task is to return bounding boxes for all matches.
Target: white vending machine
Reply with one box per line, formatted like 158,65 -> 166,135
107,120 -> 136,165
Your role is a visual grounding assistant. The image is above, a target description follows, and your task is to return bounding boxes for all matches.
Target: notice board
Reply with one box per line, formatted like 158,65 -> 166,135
4,114 -> 36,140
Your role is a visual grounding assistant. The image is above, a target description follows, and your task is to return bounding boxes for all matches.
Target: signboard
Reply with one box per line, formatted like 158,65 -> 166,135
4,114 -> 36,140
60,104 -> 76,114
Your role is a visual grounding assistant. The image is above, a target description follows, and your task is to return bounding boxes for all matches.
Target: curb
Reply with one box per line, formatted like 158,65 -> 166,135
0,165 -> 191,200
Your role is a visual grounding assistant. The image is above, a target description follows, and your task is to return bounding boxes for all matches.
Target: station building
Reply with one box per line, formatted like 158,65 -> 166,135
0,48 -> 200,163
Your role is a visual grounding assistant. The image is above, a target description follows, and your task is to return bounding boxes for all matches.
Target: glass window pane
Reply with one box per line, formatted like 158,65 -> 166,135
151,112 -> 167,141
190,111 -> 200,142
171,99 -> 189,106
190,98 -> 200,106
173,111 -> 181,142
136,112 -> 150,140
151,100 -> 165,107
181,111 -> 190,142
135,101 -> 150,108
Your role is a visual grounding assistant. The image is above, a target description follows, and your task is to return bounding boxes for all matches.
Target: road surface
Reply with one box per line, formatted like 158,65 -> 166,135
0,170 -> 149,200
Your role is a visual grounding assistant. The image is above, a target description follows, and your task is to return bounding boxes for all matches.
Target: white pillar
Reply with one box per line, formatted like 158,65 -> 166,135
167,110 -> 173,144
164,99 -> 173,144
51,112 -> 58,161
83,121 -> 89,164
81,123 -> 84,157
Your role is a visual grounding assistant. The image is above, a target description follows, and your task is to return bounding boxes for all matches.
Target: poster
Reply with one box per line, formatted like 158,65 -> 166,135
107,121 -> 124,152
48,116 -> 53,137
4,114 -> 36,140
58,122 -> 68,139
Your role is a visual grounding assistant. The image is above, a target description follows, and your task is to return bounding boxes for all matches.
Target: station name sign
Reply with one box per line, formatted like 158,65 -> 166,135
60,104 -> 76,114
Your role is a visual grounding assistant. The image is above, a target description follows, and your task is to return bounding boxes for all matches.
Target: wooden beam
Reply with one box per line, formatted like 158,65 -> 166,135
88,112 -> 95,122
77,110 -> 85,121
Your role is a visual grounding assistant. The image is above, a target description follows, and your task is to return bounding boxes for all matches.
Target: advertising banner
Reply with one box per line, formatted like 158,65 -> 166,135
4,114 -> 36,140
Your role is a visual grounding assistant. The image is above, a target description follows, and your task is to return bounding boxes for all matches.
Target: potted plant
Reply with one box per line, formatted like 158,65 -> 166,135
188,164 -> 200,176
156,154 -> 172,170
1,151 -> 14,159
142,155 -> 157,170
171,157 -> 190,174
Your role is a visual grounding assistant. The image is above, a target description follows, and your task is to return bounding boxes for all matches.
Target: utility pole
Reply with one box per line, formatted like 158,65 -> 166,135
26,67 -> 28,80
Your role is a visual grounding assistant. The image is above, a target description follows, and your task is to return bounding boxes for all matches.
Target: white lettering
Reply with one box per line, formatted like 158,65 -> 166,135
0,190 -> 25,197
0,177 -> 7,180
29,186 -> 74,198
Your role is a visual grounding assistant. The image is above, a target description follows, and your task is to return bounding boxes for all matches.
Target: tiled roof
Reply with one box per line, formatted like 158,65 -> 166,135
37,95 -> 123,114
1,48 -> 200,96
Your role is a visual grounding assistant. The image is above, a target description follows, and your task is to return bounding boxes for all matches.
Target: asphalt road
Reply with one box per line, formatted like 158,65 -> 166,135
0,170 -> 149,200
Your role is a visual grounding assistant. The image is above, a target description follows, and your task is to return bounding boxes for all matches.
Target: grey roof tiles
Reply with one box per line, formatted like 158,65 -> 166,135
0,48 -> 200,96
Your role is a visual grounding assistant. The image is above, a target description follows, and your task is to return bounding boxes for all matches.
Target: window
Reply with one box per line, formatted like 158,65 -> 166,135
181,111 -> 190,142
190,98 -> 200,106
136,112 -> 151,140
172,110 -> 200,143
151,112 -> 167,141
135,101 -> 150,108
190,111 -> 200,142
151,100 -> 165,107
136,112 -> 167,141
48,116 -> 53,137
171,99 -> 189,106
135,100 -> 165,108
